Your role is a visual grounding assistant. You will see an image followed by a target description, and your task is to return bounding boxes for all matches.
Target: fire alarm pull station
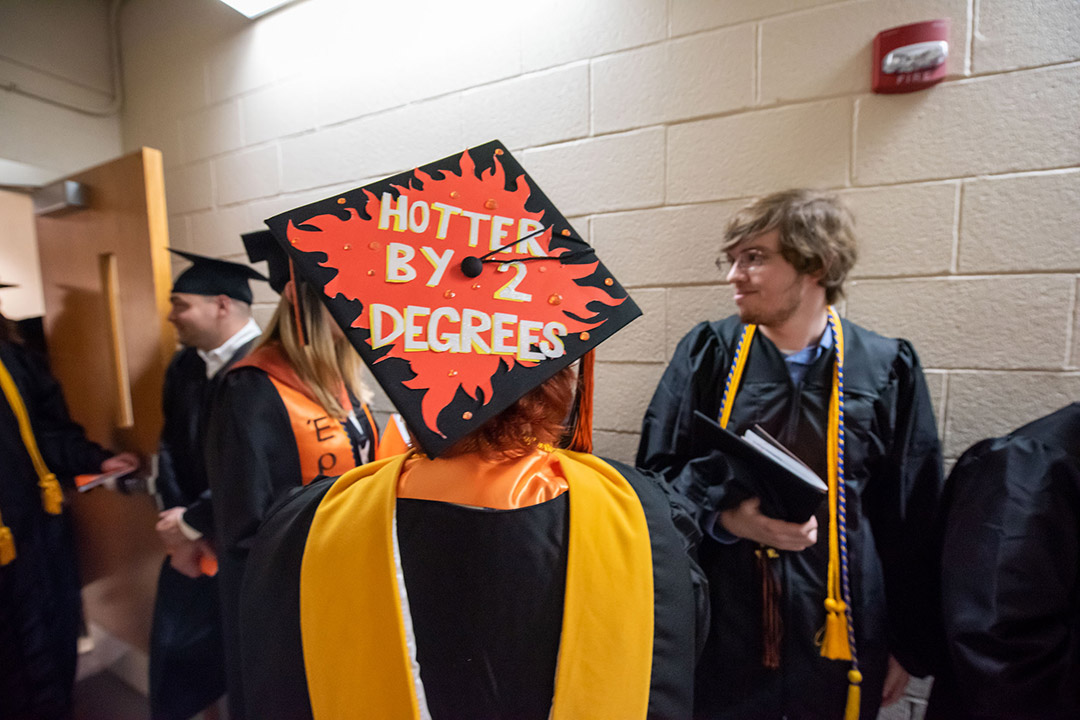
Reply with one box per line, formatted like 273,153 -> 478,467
872,19 -> 950,94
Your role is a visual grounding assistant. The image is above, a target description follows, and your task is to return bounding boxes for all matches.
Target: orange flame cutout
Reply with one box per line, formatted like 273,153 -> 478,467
286,149 -> 622,436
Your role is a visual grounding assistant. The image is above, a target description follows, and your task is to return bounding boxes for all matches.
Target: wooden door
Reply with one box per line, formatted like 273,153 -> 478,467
35,147 -> 174,654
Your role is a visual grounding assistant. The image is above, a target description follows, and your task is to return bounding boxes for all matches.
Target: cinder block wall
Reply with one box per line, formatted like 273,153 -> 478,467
120,0 -> 1076,715
122,0 -> 1079,468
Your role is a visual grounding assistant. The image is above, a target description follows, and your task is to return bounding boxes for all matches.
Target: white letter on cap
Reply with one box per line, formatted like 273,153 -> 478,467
517,320 -> 545,361
428,307 -> 461,353
379,192 -> 408,232
461,308 -> 492,354
404,306 -> 430,351
386,243 -> 418,283
491,312 -> 518,355
369,304 -> 404,349
540,322 -> 566,359
409,200 -> 431,233
420,247 -> 454,288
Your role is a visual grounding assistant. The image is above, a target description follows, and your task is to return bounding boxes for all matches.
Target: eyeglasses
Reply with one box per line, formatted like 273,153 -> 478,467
714,248 -> 774,274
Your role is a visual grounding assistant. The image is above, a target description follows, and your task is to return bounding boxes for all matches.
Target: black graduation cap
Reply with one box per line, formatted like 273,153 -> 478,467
263,140 -> 641,458
169,249 -> 268,304
242,229 -> 290,294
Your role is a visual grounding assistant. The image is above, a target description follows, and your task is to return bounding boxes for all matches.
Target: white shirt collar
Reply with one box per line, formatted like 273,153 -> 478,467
198,317 -> 261,378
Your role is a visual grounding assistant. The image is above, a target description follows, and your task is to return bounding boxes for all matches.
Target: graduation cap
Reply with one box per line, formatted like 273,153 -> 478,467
242,229 -> 290,294
169,249 -> 268,304
263,140 -> 641,458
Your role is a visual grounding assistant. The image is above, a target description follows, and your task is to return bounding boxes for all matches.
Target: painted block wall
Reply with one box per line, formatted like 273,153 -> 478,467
0,0 -> 122,181
121,0 -> 1078,475
118,1 -> 1077,714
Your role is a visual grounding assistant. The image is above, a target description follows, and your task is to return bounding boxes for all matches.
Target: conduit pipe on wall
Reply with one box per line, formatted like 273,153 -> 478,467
0,0 -> 126,117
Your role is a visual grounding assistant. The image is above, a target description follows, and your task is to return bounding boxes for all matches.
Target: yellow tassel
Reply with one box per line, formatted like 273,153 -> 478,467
0,525 -> 15,565
39,474 -> 64,515
844,669 -> 862,720
820,599 -> 852,660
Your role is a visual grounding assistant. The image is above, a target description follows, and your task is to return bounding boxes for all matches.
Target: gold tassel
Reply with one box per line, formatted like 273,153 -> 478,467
821,598 -> 852,660
0,525 -> 16,565
844,668 -> 862,720
39,474 -> 64,515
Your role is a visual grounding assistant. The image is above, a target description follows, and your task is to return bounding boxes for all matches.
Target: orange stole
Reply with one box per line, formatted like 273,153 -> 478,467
266,377 -> 356,484
396,449 -> 568,509
235,343 -> 371,483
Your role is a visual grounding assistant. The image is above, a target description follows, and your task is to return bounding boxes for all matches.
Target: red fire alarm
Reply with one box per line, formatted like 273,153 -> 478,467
872,19 -> 950,94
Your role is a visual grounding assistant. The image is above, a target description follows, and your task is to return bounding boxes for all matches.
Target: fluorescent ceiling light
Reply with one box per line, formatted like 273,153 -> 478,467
217,0 -> 297,19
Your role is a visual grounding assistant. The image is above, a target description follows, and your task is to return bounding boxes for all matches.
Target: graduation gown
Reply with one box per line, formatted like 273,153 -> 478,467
204,344 -> 376,720
926,402 -> 1080,720
238,451 -> 707,720
149,340 -> 255,720
638,316 -> 944,720
0,341 -> 111,720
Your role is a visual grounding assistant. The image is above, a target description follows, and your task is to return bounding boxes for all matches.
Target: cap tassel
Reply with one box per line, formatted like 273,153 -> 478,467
844,669 -> 863,720
39,473 -> 63,515
289,258 -> 307,347
567,349 -> 594,453
0,524 -> 15,565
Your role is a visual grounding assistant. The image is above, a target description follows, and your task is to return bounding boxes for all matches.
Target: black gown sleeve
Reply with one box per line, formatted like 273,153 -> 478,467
239,479 -> 333,720
939,434 -> 1080,718
156,356 -> 186,509
157,353 -> 215,536
5,342 -> 110,481
205,368 -> 300,555
861,339 -> 945,677
181,490 -> 215,538
636,323 -> 736,524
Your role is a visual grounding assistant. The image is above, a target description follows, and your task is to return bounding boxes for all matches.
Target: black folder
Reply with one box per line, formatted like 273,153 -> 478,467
693,410 -> 827,523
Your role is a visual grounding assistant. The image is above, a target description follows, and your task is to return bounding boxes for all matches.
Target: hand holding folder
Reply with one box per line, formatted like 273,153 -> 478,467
693,410 -> 827,523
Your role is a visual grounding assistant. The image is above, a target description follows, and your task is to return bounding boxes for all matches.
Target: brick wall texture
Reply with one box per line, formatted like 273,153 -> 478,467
120,2 -> 1079,713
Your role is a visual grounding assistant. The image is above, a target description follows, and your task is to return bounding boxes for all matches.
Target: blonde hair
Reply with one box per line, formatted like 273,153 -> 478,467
722,189 -> 857,304
256,280 -> 369,420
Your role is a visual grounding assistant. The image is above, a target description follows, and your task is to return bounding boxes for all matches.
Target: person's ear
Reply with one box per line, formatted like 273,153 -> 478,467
283,279 -> 297,304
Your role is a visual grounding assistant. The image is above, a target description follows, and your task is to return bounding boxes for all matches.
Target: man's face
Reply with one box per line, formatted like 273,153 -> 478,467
167,293 -> 224,350
724,229 -> 819,328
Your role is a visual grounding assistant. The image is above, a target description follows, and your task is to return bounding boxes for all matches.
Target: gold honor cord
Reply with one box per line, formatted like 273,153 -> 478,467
300,450 -> 654,720
717,307 -> 861,719
0,354 -> 65,565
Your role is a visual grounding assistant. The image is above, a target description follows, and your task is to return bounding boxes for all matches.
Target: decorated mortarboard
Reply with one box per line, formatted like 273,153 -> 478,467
242,229 -> 290,294
264,140 -> 641,458
169,248 -> 268,304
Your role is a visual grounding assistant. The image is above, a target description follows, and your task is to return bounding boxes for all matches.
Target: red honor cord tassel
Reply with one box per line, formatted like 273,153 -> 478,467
568,350 -> 595,453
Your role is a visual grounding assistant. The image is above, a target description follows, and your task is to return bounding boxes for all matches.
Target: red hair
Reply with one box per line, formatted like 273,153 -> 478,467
443,365 -> 576,460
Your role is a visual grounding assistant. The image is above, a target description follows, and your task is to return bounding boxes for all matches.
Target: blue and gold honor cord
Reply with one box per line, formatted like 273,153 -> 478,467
718,307 -> 861,720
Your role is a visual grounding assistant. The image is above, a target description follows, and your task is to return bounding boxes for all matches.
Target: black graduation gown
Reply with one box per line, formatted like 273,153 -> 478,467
237,457 -> 708,720
204,365 -> 375,720
0,341 -> 110,720
149,340 -> 256,720
637,316 -> 944,720
926,402 -> 1080,720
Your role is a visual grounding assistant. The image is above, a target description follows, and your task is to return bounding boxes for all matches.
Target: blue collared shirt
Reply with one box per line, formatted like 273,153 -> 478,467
782,325 -> 834,386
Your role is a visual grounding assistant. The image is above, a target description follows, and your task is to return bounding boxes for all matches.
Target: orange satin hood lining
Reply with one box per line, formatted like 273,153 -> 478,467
397,449 -> 568,509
